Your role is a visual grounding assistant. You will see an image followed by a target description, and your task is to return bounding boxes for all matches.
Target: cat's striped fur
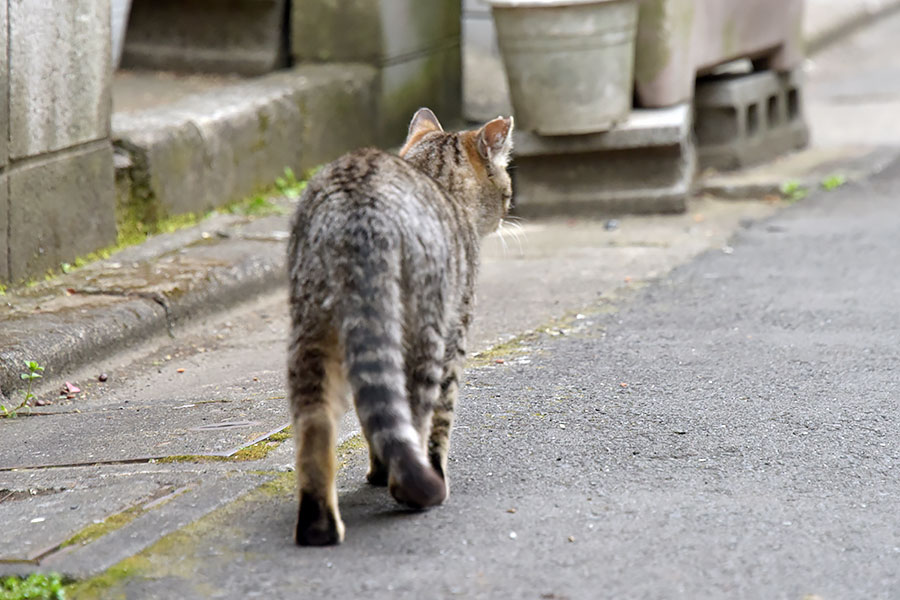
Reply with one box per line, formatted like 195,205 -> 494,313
287,108 -> 514,545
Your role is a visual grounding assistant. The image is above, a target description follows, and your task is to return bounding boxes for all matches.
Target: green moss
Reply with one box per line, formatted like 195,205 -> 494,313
231,440 -> 278,461
468,333 -> 536,368
60,505 -> 145,550
267,428 -> 292,442
257,470 -> 296,497
336,433 -> 367,468
157,455 -> 223,465
67,434 -> 373,596
65,557 -> 150,600
4,167 -> 313,291
1,573 -> 66,600
155,427 -> 293,464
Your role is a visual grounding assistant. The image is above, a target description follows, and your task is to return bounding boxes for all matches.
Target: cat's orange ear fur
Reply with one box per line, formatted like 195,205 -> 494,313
477,116 -> 514,168
400,108 -> 444,156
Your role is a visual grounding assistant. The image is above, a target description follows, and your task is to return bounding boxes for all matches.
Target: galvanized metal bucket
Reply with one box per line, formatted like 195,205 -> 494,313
490,0 -> 638,135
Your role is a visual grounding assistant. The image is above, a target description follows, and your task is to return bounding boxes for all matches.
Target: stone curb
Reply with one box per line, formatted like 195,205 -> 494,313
0,213 -> 289,399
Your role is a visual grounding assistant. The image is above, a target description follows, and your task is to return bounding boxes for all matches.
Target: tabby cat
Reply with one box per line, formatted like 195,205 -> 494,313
286,108 -> 514,545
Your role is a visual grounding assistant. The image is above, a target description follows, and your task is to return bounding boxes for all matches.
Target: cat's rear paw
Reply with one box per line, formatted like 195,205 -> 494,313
366,466 -> 388,486
366,455 -> 389,486
388,461 -> 447,509
295,492 -> 344,546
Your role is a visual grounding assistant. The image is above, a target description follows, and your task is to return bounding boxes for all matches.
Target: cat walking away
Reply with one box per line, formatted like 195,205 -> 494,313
287,108 -> 514,545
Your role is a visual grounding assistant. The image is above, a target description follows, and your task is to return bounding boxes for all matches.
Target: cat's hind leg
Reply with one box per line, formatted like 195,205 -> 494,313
429,343 -> 464,487
290,335 -> 347,546
365,444 -> 388,486
409,324 -> 446,457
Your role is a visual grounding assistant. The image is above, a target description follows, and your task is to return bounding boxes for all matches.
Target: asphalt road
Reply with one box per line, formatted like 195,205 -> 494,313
78,154 -> 900,600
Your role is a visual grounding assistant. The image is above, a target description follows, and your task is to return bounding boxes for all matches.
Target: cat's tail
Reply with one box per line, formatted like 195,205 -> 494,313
338,244 -> 447,510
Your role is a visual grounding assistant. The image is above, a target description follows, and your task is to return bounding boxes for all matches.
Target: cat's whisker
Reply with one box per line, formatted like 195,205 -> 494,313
496,225 -> 510,256
504,219 -> 526,236
498,219 -> 525,256
502,220 -> 527,254
506,225 -> 525,255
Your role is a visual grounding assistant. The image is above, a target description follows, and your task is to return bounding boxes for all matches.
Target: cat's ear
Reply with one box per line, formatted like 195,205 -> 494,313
400,108 -> 444,157
477,116 -> 514,167
408,107 -> 443,136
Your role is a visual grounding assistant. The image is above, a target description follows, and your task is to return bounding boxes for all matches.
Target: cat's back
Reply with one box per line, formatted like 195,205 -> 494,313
295,147 -> 455,231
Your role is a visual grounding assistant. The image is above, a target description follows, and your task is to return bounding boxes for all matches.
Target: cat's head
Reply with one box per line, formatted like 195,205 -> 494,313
399,108 -> 514,237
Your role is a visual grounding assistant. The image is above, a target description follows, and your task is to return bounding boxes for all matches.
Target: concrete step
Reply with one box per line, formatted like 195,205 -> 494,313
511,105 -> 694,216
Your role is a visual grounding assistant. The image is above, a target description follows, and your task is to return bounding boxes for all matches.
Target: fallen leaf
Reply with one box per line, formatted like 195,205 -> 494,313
64,382 -> 81,394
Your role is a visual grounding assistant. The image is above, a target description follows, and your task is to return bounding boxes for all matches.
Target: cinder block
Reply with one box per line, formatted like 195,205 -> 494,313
122,0 -> 288,76
0,0 -> 7,169
511,105 -> 693,216
8,0 -> 111,159
0,174 -> 8,283
114,65 -> 378,222
695,69 -> 809,171
8,143 -> 116,281
292,0 -> 460,64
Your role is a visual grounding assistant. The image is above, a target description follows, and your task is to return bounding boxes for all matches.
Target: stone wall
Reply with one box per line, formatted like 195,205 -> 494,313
1,0 -> 116,284
293,0 -> 462,146
122,0 -> 289,76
